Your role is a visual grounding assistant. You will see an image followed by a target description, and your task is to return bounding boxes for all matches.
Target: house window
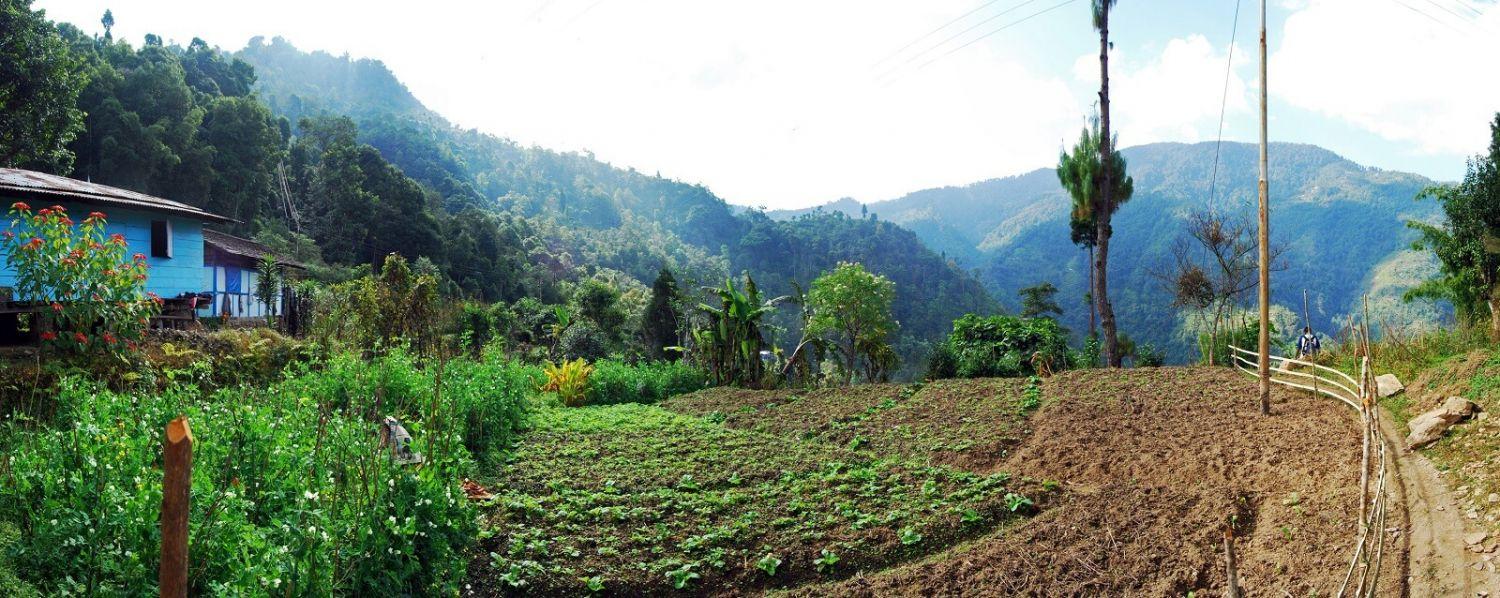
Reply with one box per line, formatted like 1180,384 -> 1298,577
151,220 -> 172,258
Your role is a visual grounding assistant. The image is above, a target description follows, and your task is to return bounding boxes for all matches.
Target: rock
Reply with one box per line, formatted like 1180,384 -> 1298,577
1377,374 -> 1405,397
1490,493 -> 1499,504
1466,531 -> 1488,546
1406,397 -> 1479,449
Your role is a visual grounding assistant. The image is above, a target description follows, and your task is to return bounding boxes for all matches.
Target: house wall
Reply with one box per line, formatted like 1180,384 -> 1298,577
0,198 -> 208,299
199,265 -> 282,320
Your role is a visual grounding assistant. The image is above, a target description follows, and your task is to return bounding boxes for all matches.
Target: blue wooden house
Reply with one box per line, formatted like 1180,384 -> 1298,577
0,168 -> 234,339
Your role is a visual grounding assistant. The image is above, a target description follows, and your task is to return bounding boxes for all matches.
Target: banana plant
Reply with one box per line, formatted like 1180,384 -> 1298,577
692,274 -> 785,387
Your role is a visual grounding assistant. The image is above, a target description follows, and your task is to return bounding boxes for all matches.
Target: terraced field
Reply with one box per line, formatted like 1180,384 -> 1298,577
468,367 -> 1402,596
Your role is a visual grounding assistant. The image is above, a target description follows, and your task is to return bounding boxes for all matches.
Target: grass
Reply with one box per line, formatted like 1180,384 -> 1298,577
474,400 -> 1034,594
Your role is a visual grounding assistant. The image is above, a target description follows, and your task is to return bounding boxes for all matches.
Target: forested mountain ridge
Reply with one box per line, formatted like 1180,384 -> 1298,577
233,36 -> 995,366
773,141 -> 1447,360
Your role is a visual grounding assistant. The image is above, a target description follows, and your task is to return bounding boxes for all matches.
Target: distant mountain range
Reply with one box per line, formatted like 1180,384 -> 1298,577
237,36 -> 1447,364
770,141 -> 1449,360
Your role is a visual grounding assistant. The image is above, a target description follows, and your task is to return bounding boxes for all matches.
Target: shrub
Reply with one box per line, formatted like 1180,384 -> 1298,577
927,314 -> 1071,379
586,360 -> 709,406
543,358 -> 594,407
0,368 -> 479,595
558,321 -> 608,361
1,202 -> 157,359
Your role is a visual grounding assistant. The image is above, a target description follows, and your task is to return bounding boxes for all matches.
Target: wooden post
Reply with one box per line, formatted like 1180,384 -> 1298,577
160,417 -> 192,598
1256,0 -> 1272,416
1224,528 -> 1241,598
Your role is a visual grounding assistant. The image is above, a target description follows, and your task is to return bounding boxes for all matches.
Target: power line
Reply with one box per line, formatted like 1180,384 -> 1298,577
913,0 -> 1082,71
1388,0 -> 1467,33
1207,0 -> 1244,216
1421,0 -> 1478,21
873,0 -> 1012,69
876,0 -> 1046,81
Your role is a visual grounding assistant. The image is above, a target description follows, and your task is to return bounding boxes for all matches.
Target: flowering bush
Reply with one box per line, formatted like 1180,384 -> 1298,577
2,202 -> 157,356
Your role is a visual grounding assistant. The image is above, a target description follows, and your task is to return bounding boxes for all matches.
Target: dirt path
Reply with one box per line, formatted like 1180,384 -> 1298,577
1378,408 -> 1485,596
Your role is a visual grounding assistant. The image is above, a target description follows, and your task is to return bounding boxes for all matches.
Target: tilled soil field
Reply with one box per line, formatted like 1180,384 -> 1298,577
785,367 -> 1406,596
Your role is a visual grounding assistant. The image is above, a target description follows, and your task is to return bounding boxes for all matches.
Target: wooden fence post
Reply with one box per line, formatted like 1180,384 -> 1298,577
161,417 -> 192,598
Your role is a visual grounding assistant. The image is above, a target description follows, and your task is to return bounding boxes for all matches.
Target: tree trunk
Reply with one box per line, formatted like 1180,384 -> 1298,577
1096,5 -> 1121,368
1087,246 -> 1097,338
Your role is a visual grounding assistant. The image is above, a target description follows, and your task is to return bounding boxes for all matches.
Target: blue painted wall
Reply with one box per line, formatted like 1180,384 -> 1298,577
0,197 -> 209,299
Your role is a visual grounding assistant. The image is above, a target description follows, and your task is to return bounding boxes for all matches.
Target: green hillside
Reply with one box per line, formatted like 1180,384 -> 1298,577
235,37 -> 996,368
775,142 -> 1446,361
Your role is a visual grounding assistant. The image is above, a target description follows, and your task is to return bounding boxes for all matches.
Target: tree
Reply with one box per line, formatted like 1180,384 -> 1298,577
1019,282 -> 1062,319
694,274 -> 783,388
100,9 -> 112,40
0,0 -> 88,170
806,262 -> 898,385
1157,209 -> 1287,364
642,267 -> 681,361
1408,113 -> 1500,337
254,254 -> 282,327
1092,0 -> 1126,366
1058,115 -> 1133,367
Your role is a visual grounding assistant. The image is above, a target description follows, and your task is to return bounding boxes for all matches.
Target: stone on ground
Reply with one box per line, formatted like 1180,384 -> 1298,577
1377,374 -> 1405,398
1406,397 -> 1477,450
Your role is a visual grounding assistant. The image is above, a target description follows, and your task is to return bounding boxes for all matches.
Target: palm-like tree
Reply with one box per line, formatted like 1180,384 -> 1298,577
695,274 -> 786,387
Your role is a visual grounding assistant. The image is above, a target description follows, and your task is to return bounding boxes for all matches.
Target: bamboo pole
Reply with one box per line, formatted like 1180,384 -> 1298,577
1256,0 -> 1272,415
160,417 -> 193,598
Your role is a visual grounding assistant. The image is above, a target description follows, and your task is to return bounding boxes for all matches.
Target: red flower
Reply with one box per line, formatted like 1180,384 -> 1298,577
60,217 -> 74,226
73,332 -> 88,344
108,233 -> 126,245
132,253 -> 146,261
36,208 -> 51,217
40,331 -> 56,341
102,333 -> 116,344
1,231 -> 11,239
88,211 -> 106,220
135,273 -> 147,281
49,205 -> 64,213
25,238 -> 42,250
9,202 -> 30,212
103,268 -> 116,277
50,302 -> 62,313
127,341 -> 138,351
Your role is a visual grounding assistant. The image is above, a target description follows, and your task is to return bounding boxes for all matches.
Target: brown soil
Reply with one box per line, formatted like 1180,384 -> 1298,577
789,367 -> 1407,596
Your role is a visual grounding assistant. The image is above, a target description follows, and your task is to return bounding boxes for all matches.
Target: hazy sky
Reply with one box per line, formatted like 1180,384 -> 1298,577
35,0 -> 1500,209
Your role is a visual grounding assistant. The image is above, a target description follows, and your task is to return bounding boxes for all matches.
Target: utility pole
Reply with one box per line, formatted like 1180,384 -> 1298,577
1257,0 -> 1271,415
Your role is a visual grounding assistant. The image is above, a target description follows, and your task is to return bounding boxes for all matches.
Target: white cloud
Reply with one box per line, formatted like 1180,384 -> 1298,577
1073,35 -> 1252,145
38,0 -> 1090,209
1273,0 -> 1500,156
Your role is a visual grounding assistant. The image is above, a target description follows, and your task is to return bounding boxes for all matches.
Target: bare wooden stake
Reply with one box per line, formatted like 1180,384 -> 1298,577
1224,528 -> 1241,598
160,416 -> 193,598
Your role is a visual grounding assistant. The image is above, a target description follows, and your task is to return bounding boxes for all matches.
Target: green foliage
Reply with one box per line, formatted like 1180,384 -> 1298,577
807,262 -> 898,384
543,358 -> 594,407
253,254 -> 282,326
928,314 -> 1071,379
693,274 -> 783,387
0,1 -> 87,171
303,253 -> 440,355
0,351 -> 515,595
642,268 -> 682,361
480,401 -> 1027,594
584,360 -> 708,406
2,203 -> 157,358
1406,113 -> 1500,333
558,320 -> 608,362
1019,281 -> 1063,319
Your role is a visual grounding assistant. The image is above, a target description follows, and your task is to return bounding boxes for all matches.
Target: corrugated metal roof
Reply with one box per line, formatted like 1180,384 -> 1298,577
203,229 -> 306,269
0,168 -> 234,223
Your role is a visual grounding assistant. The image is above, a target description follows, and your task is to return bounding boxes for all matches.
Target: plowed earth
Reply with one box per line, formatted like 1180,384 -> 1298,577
671,367 -> 1404,596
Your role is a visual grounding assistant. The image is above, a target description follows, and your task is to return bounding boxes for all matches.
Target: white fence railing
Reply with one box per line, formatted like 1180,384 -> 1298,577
1228,345 -> 1389,598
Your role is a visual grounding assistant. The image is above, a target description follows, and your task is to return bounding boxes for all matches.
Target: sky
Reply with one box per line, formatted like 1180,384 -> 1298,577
34,0 -> 1500,210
